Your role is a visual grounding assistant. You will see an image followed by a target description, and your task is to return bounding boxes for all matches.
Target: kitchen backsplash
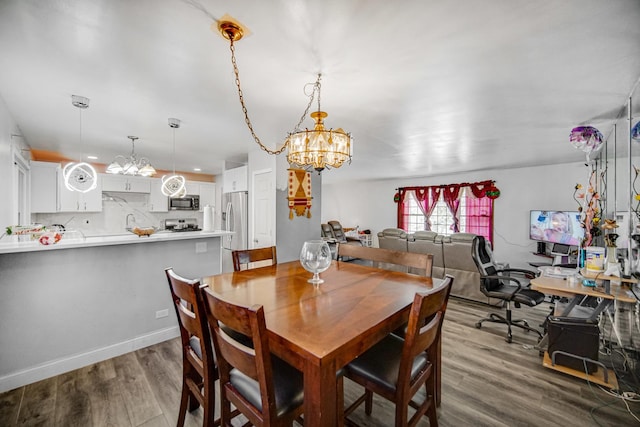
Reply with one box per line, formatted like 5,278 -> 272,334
32,192 -> 209,236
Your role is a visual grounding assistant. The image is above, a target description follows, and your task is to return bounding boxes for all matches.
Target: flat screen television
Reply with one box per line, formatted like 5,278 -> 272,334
529,210 -> 583,247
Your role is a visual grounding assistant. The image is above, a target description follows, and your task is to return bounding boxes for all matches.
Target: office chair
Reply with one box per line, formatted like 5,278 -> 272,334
471,236 -> 545,343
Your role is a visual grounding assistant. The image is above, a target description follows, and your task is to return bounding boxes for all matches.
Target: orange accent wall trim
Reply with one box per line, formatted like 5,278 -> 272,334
30,149 -> 215,183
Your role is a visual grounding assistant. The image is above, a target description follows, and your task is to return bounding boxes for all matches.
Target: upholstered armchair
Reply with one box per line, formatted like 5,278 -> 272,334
327,220 -> 362,245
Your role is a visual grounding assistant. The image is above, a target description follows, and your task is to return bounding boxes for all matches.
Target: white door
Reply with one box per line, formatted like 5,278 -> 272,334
252,169 -> 274,248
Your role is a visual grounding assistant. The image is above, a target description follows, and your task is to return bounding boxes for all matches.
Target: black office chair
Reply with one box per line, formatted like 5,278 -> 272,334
471,236 -> 545,343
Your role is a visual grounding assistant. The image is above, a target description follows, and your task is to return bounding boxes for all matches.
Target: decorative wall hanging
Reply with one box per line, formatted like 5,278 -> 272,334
288,168 -> 312,219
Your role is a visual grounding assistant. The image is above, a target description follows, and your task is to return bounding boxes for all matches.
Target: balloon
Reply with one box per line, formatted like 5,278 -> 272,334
570,126 -> 603,161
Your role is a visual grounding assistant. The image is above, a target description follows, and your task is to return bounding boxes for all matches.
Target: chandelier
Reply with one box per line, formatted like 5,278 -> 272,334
106,136 -> 157,177
63,95 -> 98,193
161,118 -> 186,197
217,19 -> 352,173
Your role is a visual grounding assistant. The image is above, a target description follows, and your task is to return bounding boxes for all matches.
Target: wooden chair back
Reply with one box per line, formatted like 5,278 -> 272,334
398,275 -> 454,425
232,246 -> 278,271
201,287 -> 303,426
337,244 -> 433,277
164,268 -> 217,427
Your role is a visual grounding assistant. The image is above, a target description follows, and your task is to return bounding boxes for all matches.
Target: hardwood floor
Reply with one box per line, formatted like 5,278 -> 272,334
2,297 -> 639,426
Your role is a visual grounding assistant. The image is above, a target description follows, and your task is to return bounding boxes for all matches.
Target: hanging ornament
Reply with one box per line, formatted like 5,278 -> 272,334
485,184 -> 500,199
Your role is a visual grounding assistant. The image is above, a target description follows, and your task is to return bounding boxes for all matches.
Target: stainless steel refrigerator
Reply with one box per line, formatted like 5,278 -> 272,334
221,191 -> 248,271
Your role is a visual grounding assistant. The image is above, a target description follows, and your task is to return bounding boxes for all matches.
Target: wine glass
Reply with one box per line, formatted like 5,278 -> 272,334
300,240 -> 332,284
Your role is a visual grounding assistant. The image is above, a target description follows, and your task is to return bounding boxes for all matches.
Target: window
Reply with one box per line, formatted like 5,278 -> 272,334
398,181 -> 494,244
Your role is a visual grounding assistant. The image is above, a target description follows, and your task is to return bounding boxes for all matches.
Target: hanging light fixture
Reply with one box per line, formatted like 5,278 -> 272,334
217,19 -> 352,173
63,95 -> 98,193
161,118 -> 186,197
105,136 -> 157,177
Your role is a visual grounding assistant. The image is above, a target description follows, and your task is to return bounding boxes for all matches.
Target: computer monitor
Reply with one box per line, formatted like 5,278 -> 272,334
529,210 -> 583,247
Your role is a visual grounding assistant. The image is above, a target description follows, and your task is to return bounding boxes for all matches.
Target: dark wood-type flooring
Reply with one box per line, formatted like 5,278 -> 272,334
2,297 -> 639,426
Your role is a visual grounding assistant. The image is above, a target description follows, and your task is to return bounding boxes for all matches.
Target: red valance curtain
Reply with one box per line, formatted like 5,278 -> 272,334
397,179 -> 494,238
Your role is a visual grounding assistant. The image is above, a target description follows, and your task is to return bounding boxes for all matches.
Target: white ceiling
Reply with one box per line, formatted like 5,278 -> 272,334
0,0 -> 639,185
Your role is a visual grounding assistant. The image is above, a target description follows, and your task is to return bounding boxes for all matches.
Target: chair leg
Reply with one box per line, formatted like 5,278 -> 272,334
476,302 -> 545,343
364,389 -> 374,415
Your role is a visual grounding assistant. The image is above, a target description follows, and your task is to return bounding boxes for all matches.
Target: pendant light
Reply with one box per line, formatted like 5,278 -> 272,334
105,136 -> 157,177
217,19 -> 352,173
161,118 -> 186,197
63,95 -> 98,193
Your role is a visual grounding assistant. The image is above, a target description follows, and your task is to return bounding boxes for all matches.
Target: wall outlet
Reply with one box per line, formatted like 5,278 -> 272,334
155,309 -> 169,319
195,242 -> 207,253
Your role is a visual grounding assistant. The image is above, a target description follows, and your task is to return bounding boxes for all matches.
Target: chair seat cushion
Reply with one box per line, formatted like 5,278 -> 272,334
230,356 -> 304,417
346,334 -> 429,392
484,284 -> 545,307
189,336 -> 202,359
513,288 -> 545,306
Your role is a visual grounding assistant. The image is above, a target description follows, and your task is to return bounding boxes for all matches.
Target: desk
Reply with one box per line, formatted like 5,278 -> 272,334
530,274 -> 636,388
202,260 -> 441,427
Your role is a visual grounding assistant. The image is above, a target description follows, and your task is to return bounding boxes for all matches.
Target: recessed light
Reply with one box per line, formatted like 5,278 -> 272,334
193,168 -> 201,172
87,155 -> 98,160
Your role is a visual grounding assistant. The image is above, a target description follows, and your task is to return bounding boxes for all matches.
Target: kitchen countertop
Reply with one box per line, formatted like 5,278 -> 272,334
0,230 -> 232,254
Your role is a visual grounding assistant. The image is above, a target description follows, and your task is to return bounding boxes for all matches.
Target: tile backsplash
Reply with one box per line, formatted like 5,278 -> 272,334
33,192 -> 207,236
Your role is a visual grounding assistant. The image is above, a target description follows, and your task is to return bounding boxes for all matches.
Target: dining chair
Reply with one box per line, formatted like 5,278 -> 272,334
200,286 -> 305,427
343,275 -> 454,427
164,268 -> 219,427
232,246 -> 278,271
337,244 -> 433,277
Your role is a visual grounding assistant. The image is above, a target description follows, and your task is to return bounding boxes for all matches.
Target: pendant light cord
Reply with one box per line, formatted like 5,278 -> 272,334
228,37 -> 320,155
172,126 -> 176,174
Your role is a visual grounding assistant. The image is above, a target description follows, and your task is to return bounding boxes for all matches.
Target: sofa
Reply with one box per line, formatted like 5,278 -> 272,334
377,228 -> 489,304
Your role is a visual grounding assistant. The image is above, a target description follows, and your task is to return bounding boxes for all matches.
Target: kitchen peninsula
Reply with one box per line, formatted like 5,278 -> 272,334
0,230 -> 232,393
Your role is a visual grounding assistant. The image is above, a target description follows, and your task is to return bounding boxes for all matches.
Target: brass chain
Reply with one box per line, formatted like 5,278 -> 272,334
228,38 -> 320,155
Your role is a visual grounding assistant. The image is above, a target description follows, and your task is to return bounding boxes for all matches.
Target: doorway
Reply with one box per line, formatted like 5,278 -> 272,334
251,169 -> 275,249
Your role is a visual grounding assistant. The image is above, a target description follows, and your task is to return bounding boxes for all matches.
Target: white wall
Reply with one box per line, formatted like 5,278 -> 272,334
0,95 -> 29,228
322,161 -> 590,269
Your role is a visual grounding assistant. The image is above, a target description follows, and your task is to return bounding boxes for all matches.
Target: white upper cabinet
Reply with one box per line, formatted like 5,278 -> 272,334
31,161 -> 102,212
30,161 -> 59,213
198,182 -> 216,211
58,173 -> 103,212
148,178 -> 168,212
223,166 -> 247,193
102,175 -> 151,193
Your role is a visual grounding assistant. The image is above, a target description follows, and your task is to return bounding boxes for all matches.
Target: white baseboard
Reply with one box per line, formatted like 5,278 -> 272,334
0,326 -> 180,393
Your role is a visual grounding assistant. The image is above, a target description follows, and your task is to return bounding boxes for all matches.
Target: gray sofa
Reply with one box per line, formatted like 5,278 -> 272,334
378,229 -> 488,304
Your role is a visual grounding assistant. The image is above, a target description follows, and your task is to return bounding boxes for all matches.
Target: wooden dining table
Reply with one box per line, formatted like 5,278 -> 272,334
202,259 -> 442,427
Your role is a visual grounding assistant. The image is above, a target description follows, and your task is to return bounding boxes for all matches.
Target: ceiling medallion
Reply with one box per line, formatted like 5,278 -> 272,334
63,95 -> 98,193
217,18 -> 352,173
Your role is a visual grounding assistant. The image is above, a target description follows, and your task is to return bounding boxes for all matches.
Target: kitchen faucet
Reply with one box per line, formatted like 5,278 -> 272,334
126,214 -> 135,229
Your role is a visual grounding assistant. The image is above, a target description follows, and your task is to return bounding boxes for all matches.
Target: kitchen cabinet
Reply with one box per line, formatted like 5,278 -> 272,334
223,166 -> 247,193
30,161 -> 59,213
199,182 -> 216,211
102,175 -> 151,193
58,173 -> 103,212
185,181 -> 200,196
148,178 -> 168,212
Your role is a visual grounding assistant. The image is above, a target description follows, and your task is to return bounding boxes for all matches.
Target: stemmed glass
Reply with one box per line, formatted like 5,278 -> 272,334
300,240 -> 332,285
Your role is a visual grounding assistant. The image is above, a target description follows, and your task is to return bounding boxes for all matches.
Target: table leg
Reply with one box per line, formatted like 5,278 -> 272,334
304,359 -> 337,427
436,333 -> 442,407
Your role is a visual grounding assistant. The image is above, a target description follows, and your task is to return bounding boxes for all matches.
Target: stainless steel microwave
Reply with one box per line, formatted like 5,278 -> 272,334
169,195 -> 200,210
